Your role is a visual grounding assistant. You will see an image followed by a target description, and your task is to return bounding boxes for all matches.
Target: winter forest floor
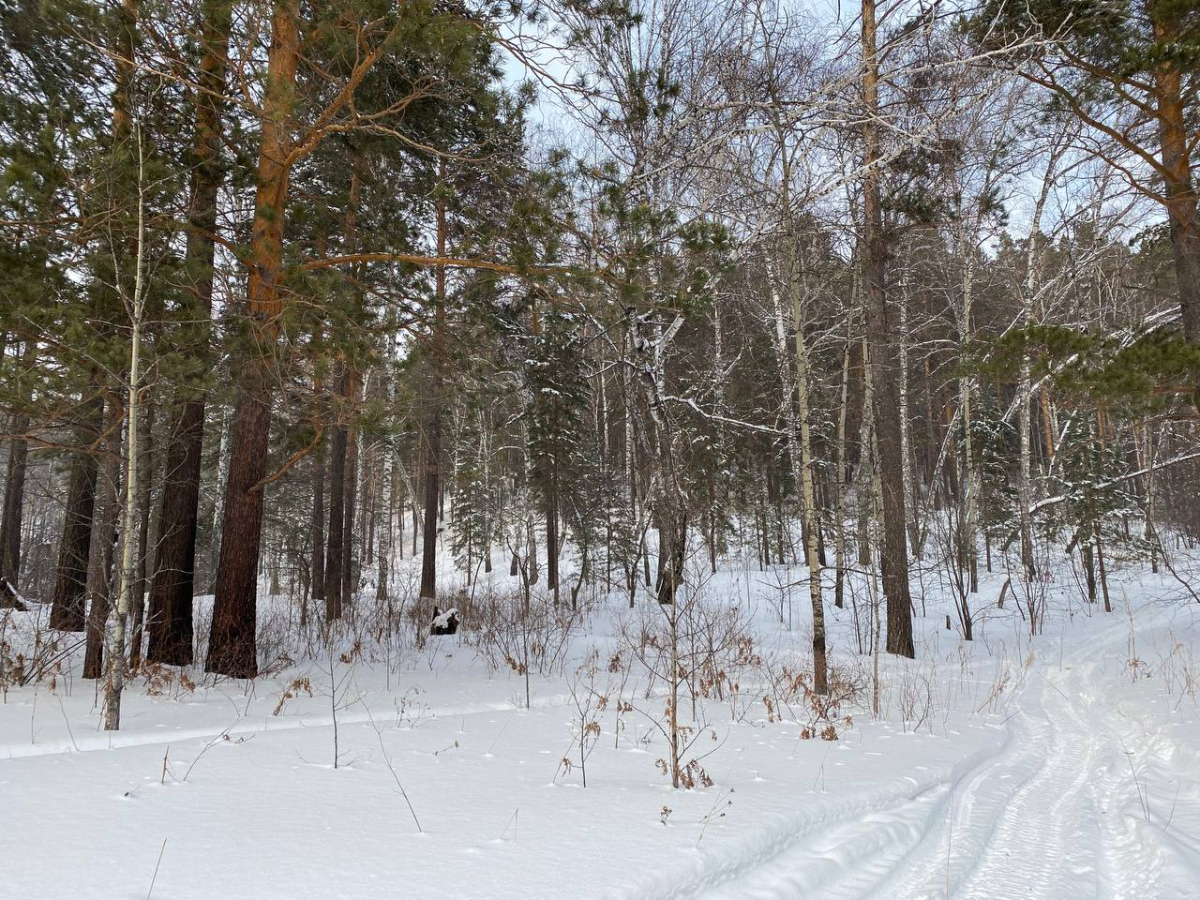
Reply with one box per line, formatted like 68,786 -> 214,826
4,540 -> 1200,899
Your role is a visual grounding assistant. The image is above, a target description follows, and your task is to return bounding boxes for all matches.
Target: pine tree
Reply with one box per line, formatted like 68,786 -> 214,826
146,0 -> 232,666
976,0 -> 1200,345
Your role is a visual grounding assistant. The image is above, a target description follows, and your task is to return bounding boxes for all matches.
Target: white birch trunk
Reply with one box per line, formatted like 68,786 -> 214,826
958,244 -> 979,594
898,263 -> 919,555
788,263 -> 828,695
104,123 -> 147,731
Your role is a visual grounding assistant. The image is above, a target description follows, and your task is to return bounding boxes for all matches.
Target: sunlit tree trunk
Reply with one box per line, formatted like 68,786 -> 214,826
1151,2 -> 1200,346
207,0 -> 301,678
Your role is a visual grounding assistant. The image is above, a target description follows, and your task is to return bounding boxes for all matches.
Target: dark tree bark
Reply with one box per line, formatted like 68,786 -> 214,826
146,398 -> 204,664
862,0 -> 915,658
0,340 -> 34,607
325,365 -> 348,620
419,169 -> 447,602
341,368 -> 359,606
208,393 -> 273,677
419,413 -> 441,601
411,454 -> 420,560
363,432 -> 377,569
50,391 -> 104,631
545,457 -> 559,601
0,415 -> 29,607
325,156 -> 364,618
311,429 -> 326,603
83,401 -> 122,679
146,0 -> 230,666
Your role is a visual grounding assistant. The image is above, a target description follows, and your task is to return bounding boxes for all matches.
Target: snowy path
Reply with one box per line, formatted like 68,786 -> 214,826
669,610 -> 1200,900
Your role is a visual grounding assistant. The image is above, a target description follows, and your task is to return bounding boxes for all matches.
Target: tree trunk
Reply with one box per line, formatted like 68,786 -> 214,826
957,246 -> 980,596
1151,3 -> 1200,346
50,391 -> 103,631
84,399 -> 123,679
419,169 -> 447,602
898,269 -> 920,555
311,423 -> 326,603
105,140 -> 148,728
206,0 -> 301,678
146,394 -> 204,664
768,271 -> 804,552
789,264 -> 828,695
861,0 -> 915,658
1016,144 -> 1061,582
128,402 -> 154,668
325,366 -> 348,619
341,368 -> 359,606
856,338 -> 873,570
638,317 -> 687,606
145,0 -> 229,666
0,340 -> 34,606
834,328 -> 852,610
419,411 -> 441,601
545,457 -> 560,603
0,414 -> 29,606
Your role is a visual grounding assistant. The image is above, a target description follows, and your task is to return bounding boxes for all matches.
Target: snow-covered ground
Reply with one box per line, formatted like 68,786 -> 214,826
4,544 -> 1200,899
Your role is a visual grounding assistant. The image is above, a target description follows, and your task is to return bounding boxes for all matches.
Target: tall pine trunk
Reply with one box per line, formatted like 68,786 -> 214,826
341,368 -> 359,606
0,339 -> 34,606
419,167 -> 447,602
861,0 -> 914,658
206,0 -> 300,678
0,421 -> 28,606
0,422 -> 29,607
50,390 -> 103,631
1151,4 -> 1200,346
146,0 -> 230,666
325,365 -> 348,619
311,421 -> 326,604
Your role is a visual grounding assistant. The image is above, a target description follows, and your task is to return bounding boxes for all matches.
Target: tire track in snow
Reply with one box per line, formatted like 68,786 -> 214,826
871,614 -> 1141,900
625,723 -> 1019,900
655,611 -> 1168,900
948,673 -> 1105,900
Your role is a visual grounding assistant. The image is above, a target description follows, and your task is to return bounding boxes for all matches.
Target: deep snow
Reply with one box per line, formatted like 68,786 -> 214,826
3,542 -> 1200,899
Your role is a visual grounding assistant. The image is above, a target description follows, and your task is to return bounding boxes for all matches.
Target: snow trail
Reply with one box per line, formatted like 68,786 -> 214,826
673,606 -> 1200,900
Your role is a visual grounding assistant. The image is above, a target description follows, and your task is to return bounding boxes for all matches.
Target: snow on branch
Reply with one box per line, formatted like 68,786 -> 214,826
1031,450 -> 1200,515
661,395 -> 788,437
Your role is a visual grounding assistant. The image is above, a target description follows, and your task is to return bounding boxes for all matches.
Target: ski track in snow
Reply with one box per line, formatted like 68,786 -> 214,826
0,691 -> 581,761
645,607 -> 1200,900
